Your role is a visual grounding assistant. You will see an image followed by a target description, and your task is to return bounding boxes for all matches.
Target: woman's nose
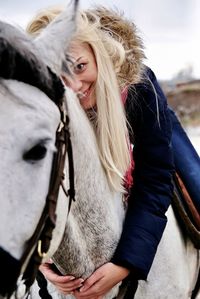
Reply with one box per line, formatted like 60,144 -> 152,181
62,74 -> 82,92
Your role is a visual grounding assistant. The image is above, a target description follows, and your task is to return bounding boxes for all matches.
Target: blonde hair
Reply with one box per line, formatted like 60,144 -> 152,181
27,6 -> 64,37
27,6 -> 144,193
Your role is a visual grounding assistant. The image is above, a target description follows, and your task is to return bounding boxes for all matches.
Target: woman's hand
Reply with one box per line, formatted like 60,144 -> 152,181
39,262 -> 84,295
74,262 -> 130,299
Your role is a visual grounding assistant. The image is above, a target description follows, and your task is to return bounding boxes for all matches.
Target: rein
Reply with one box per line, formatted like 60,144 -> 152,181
1,100 -> 75,298
172,173 -> 200,298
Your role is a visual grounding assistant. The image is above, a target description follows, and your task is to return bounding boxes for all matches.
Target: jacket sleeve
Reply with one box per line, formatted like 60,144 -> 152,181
111,68 -> 174,280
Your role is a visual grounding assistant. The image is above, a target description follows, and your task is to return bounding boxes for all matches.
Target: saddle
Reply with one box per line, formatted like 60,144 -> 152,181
172,172 -> 200,249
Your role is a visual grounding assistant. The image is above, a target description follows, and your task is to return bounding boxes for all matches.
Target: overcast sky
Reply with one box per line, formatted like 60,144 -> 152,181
0,0 -> 200,80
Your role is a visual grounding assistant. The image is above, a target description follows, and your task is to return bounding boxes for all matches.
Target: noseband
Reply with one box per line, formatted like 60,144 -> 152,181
0,99 -> 75,298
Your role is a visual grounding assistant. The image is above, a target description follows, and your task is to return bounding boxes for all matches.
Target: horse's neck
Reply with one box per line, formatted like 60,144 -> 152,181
46,89 -> 106,259
50,89 -> 125,285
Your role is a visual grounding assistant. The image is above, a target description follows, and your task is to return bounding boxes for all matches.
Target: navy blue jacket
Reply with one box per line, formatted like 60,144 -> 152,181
112,68 -> 174,280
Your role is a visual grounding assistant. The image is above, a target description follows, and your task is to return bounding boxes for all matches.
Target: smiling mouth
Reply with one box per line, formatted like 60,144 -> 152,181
77,88 -> 91,100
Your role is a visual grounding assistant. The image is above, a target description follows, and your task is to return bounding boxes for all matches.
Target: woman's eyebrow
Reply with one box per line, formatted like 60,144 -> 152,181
75,56 -> 83,63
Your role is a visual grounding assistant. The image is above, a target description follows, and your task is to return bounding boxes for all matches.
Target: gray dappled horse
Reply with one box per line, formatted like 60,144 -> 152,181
0,2 -> 124,298
0,1 -> 199,299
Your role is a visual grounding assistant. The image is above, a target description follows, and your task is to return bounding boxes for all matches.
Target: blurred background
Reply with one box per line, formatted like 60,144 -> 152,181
0,0 -> 199,153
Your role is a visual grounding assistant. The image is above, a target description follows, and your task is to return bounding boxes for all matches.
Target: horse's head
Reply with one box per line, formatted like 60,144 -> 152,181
0,1 -> 77,297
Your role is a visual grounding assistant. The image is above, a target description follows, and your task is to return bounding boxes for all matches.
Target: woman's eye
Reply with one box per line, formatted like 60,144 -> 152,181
74,63 -> 87,74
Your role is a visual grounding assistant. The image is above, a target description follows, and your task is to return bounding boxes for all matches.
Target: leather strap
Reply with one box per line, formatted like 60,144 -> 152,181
172,173 -> 200,249
20,101 -> 75,290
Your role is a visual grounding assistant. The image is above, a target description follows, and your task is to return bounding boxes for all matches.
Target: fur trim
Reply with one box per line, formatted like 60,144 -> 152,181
86,6 -> 145,87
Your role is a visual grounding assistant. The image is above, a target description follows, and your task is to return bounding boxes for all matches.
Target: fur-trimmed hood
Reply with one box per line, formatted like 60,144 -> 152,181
85,6 -> 145,87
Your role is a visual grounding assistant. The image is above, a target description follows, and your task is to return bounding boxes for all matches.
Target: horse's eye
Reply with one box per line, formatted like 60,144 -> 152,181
23,144 -> 47,162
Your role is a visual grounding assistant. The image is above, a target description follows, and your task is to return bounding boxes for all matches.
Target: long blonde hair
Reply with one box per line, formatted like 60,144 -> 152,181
27,6 -> 144,193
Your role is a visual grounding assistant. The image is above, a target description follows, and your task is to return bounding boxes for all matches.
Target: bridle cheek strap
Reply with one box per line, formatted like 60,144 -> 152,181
20,102 -> 75,291
0,247 -> 21,298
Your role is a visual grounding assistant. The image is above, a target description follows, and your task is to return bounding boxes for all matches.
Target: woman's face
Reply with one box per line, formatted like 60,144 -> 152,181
62,41 -> 97,110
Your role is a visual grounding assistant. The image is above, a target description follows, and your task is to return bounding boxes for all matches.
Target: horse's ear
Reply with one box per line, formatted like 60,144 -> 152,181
34,0 -> 78,75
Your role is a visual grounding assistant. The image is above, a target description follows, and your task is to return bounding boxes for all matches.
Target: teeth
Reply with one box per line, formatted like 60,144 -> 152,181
77,92 -> 84,99
77,89 -> 89,99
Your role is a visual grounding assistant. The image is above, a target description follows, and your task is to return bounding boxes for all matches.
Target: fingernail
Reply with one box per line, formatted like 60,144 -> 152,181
69,276 -> 75,280
79,279 -> 84,283
47,259 -> 53,264
79,286 -> 85,292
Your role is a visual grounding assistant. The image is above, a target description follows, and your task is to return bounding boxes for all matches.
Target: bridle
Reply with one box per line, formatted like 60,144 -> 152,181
0,15 -> 77,297
21,99 -> 75,287
0,98 -> 75,298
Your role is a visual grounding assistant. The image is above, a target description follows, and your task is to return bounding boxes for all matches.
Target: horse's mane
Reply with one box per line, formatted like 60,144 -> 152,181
0,21 -> 64,105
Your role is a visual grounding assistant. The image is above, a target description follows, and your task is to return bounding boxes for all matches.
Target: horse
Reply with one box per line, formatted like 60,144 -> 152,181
0,1 -> 199,299
0,1 -> 124,298
0,2 -> 77,297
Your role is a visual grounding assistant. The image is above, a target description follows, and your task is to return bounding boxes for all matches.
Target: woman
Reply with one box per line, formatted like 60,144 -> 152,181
27,6 -> 174,298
